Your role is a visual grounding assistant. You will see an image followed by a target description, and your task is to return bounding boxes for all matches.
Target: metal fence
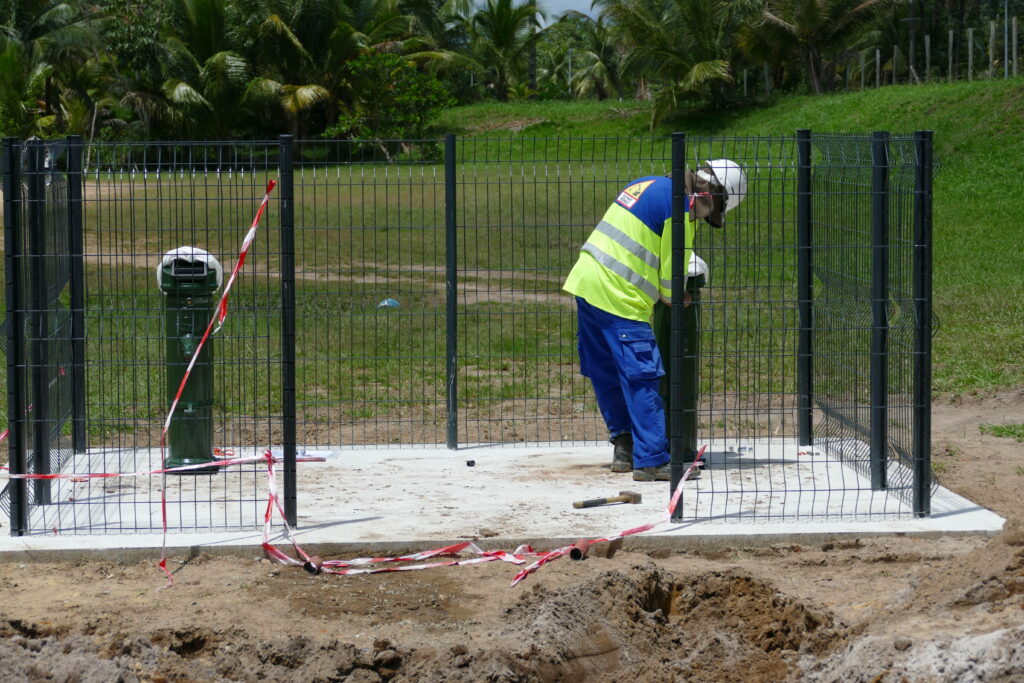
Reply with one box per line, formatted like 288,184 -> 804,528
2,139 -> 81,534
1,132 -> 934,535
805,133 -> 935,517
744,15 -> 1022,94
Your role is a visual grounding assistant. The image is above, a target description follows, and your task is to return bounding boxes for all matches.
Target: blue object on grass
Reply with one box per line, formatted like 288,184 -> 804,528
377,298 -> 400,309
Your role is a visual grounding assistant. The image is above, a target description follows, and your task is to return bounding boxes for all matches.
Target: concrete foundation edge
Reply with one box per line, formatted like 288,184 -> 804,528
0,527 -> 1003,564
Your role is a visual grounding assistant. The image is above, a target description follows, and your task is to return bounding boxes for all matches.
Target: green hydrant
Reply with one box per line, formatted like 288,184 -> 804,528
158,247 -> 223,473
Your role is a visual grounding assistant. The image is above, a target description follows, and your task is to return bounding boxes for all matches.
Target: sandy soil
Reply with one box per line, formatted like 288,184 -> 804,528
1,390 -> 1022,682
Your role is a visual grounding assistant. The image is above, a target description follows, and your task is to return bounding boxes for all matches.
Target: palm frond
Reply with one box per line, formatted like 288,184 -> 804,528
280,83 -> 329,114
163,78 -> 212,109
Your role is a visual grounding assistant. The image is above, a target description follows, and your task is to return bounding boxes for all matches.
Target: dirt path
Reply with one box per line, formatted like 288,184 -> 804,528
1,389 -> 1022,682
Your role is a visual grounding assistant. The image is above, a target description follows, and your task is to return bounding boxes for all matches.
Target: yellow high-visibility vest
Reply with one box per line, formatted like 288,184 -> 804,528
563,177 -> 695,322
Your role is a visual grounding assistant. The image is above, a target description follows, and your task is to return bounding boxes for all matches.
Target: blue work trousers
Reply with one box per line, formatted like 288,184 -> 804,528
575,297 -> 669,468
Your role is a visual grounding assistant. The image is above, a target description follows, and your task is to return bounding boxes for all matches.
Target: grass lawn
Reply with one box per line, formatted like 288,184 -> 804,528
441,78 -> 1024,393
2,78 -> 1021,455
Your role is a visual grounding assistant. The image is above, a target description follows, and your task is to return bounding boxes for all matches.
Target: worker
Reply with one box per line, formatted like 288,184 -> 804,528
563,160 -> 747,481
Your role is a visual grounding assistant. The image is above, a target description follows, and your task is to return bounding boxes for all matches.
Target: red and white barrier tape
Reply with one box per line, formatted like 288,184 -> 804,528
260,446 -> 707,587
508,446 -> 704,586
0,452 -> 324,480
155,180 -> 276,587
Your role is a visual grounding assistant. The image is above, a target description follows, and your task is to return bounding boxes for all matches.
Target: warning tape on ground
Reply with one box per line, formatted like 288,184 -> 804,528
260,446 -> 707,587
156,180 -> 277,587
0,452 -> 325,479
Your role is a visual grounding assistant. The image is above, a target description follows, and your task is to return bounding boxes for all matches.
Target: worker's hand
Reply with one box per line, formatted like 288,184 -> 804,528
659,292 -> 692,307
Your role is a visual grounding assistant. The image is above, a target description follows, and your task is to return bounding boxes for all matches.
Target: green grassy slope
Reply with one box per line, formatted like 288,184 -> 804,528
441,80 -> 1024,393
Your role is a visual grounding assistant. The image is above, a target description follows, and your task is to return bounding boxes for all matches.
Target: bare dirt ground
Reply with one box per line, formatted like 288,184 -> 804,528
1,390 -> 1022,682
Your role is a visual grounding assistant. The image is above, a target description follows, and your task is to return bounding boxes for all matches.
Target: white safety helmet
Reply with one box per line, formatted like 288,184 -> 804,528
696,158 -> 747,215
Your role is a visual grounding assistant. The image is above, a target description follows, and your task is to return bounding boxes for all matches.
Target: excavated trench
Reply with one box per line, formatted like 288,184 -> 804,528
0,562 -> 846,682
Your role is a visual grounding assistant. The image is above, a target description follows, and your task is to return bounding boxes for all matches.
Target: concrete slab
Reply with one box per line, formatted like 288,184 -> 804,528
0,441 -> 1005,562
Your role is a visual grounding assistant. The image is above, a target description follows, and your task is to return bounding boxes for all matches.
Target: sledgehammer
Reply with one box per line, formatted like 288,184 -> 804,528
572,490 -> 642,509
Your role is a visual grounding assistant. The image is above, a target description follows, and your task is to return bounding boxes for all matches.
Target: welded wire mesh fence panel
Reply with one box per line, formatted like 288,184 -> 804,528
2,140 -> 34,531
674,136 -> 810,521
671,133 -> 933,522
793,133 -> 927,518
885,136 -> 933,507
32,141 -> 74,501
4,142 -> 285,534
455,137 -> 671,445
3,133 -> 934,533
290,140 -> 448,448
2,140 -> 77,531
805,134 -> 884,513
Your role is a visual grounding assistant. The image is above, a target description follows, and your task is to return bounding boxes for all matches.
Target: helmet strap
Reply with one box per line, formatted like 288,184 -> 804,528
686,168 -> 725,227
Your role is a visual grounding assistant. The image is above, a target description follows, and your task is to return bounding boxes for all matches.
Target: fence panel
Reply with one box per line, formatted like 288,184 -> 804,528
808,133 -> 935,517
289,139 -> 450,448
454,137 -> 671,445
3,138 -> 77,530
4,141 -> 286,533
2,133 -> 935,533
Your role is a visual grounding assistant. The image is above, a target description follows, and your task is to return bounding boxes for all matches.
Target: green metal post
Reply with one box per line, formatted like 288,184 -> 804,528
161,253 -> 220,472
668,133 -> 687,502
656,274 -> 705,469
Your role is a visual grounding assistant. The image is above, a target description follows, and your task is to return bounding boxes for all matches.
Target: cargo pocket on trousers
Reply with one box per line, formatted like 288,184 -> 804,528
617,329 -> 664,380
577,333 -> 592,378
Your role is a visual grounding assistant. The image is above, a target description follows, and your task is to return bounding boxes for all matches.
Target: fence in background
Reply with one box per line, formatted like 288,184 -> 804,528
743,15 -> 1021,94
2,133 -> 934,534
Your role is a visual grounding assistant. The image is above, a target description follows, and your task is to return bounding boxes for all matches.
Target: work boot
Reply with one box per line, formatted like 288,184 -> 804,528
610,433 -> 634,473
632,462 -> 671,482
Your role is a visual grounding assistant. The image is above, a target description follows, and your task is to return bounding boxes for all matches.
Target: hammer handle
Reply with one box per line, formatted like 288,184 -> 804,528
574,495 -> 627,509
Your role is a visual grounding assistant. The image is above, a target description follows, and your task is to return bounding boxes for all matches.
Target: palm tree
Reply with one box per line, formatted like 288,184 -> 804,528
158,0 -> 255,137
594,0 -> 742,124
59,52 -> 136,141
0,40 -> 46,136
0,0 -> 100,133
561,13 -> 622,100
739,0 -> 899,94
230,0 -> 428,136
465,0 -> 544,101
400,0 -> 474,53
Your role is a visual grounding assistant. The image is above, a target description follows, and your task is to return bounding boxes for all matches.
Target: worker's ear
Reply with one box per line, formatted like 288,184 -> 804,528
686,169 -> 719,226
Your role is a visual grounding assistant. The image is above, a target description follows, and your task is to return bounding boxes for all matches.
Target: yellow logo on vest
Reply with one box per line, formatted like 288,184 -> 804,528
615,180 -> 655,209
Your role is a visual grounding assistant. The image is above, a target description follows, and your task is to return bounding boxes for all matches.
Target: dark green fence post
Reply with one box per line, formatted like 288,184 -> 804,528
870,131 -> 890,490
67,135 -> 87,454
27,139 -> 51,504
796,130 -> 814,446
3,138 -> 29,535
912,131 -> 934,516
680,276 -> 703,461
279,135 -> 297,527
445,134 -> 458,449
669,132 -> 687,517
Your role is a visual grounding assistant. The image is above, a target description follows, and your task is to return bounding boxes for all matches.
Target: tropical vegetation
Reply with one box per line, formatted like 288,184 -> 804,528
0,0 -> 1019,139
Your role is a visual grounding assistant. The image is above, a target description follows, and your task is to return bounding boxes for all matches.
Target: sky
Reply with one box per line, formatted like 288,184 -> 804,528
538,0 -> 596,21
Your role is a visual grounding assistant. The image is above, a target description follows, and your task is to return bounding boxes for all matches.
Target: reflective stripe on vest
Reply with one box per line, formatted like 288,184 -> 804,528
580,241 -> 661,302
580,215 -> 662,304
591,219 -> 660,270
